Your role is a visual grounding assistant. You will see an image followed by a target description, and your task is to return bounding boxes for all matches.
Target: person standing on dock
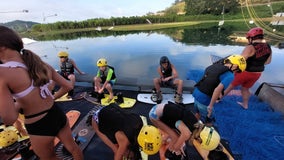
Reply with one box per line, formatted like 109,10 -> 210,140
93,58 -> 116,102
152,56 -> 183,104
58,51 -> 85,97
224,27 -> 272,109
0,26 -> 83,160
193,55 -> 246,124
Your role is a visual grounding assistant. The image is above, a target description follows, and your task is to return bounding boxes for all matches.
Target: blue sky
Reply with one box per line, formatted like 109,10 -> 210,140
0,0 -> 175,23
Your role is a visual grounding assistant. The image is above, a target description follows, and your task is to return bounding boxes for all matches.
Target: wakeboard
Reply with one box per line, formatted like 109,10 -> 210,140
101,94 -> 136,108
55,106 -> 101,159
55,92 -> 86,102
137,93 -> 194,105
83,92 -> 137,108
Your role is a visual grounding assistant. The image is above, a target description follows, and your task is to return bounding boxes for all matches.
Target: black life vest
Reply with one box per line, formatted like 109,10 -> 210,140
99,65 -> 116,83
246,43 -> 271,72
98,104 -> 143,144
160,63 -> 172,78
60,58 -> 74,76
195,63 -> 230,96
160,103 -> 198,132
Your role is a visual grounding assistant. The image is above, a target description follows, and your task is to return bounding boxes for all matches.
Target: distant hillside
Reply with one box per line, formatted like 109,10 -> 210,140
1,20 -> 39,32
163,1 -> 186,15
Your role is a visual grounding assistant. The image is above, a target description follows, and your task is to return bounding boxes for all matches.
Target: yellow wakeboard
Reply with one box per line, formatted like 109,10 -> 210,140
55,93 -> 72,102
101,94 -> 136,108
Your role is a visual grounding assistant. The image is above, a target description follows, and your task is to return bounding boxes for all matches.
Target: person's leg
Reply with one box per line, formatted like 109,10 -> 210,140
93,77 -> 102,92
153,78 -> 163,102
174,79 -> 183,95
238,87 -> 250,109
105,83 -> 113,101
153,77 -> 161,93
57,122 -> 83,160
29,135 -> 58,160
67,74 -> 76,96
173,79 -> 183,103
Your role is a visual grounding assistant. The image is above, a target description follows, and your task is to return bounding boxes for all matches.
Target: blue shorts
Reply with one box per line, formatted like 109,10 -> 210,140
149,105 -> 158,119
194,100 -> 215,122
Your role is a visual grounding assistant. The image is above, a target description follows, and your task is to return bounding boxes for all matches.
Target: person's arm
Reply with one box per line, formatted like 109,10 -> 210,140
207,83 -> 224,118
0,80 -> 18,125
265,53 -> 272,65
157,66 -> 164,78
150,118 -> 179,151
241,45 -> 255,59
92,119 -> 118,153
71,59 -> 84,74
114,131 -> 130,160
172,121 -> 190,156
170,64 -> 178,79
50,65 -> 73,99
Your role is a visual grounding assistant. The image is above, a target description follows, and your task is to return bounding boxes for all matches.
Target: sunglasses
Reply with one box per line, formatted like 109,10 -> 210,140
59,56 -> 67,58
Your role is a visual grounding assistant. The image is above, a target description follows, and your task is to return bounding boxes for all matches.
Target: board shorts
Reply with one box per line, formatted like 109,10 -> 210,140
161,79 -> 175,88
25,104 -> 67,136
194,99 -> 215,123
231,71 -> 262,88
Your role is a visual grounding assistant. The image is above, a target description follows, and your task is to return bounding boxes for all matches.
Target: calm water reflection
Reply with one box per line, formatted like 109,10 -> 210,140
25,31 -> 284,93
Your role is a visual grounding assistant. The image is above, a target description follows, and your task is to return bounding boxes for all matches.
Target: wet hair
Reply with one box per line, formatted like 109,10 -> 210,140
208,149 -> 229,160
0,26 -> 50,86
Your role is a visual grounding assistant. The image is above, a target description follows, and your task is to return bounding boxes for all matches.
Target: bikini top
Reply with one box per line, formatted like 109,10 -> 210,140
0,61 -> 54,99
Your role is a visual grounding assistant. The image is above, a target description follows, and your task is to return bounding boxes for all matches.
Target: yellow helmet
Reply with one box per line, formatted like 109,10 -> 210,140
226,54 -> 247,72
97,58 -> 107,67
0,129 -> 18,148
57,51 -> 69,57
200,126 -> 220,151
137,125 -> 162,155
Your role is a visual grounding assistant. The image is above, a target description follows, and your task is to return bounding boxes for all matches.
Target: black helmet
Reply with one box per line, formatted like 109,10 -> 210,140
160,56 -> 170,65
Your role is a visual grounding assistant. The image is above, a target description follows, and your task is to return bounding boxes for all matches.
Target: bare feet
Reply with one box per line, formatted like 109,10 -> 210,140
107,94 -> 113,103
237,102 -> 248,109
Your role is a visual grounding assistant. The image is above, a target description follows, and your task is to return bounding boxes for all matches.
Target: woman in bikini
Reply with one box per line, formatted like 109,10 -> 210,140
0,26 -> 83,160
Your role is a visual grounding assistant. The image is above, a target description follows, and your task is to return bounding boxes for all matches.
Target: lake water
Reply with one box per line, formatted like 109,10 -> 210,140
25,31 -> 284,93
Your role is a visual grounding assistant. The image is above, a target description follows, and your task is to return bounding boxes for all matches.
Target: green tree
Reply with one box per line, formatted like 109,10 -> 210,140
185,0 -> 240,15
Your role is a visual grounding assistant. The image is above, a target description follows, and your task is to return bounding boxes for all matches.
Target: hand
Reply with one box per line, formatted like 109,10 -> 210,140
207,106 -> 213,117
98,88 -> 104,93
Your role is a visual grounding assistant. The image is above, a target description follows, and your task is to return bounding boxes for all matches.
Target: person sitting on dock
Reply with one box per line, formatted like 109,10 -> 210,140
149,102 -> 221,159
193,54 -> 247,124
152,56 -> 183,104
92,103 -> 162,160
58,51 -> 85,97
93,58 -> 116,102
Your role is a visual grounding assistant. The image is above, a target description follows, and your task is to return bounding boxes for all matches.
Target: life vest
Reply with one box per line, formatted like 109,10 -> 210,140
246,43 -> 271,72
195,63 -> 230,96
98,104 -> 142,144
160,103 -> 198,132
160,63 -> 172,78
60,58 -> 74,77
99,65 -> 116,83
